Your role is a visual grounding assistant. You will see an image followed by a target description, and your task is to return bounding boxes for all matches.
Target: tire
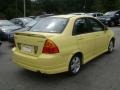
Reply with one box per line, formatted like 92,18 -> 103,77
68,54 -> 81,75
108,40 -> 114,53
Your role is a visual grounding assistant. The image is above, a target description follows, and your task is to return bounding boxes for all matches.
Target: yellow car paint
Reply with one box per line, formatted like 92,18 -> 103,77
12,15 -> 115,74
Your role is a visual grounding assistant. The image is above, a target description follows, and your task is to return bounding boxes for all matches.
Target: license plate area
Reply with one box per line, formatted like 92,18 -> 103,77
21,44 -> 34,53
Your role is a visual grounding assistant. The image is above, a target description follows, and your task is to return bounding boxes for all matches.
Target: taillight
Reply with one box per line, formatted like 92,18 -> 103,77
42,39 -> 59,54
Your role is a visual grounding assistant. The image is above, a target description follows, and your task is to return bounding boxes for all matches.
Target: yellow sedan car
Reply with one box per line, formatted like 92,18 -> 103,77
12,15 -> 115,75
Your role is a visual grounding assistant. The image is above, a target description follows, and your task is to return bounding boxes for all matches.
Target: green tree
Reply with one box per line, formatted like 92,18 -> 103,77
0,0 -> 120,19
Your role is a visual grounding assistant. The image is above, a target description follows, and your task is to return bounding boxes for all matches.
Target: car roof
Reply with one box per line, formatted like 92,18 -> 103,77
52,14 -> 93,19
68,13 -> 86,15
87,12 -> 103,14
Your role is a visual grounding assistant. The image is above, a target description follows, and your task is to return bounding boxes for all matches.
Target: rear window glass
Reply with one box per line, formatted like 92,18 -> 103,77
30,17 -> 68,33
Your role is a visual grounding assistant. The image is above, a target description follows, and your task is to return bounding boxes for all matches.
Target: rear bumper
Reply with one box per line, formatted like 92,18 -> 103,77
12,48 -> 69,74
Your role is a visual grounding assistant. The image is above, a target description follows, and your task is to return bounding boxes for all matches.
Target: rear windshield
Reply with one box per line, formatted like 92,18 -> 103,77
30,17 -> 68,33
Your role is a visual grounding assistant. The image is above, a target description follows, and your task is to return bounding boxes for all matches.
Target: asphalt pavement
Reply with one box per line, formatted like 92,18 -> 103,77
0,27 -> 120,90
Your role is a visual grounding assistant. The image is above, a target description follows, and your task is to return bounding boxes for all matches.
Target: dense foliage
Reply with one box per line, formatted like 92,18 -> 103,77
0,0 -> 120,19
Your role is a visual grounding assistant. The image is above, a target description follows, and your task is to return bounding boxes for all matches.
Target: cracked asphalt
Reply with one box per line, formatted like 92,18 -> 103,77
0,27 -> 120,90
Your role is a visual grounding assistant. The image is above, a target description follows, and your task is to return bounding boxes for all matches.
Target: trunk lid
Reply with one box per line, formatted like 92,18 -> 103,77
14,31 -> 57,56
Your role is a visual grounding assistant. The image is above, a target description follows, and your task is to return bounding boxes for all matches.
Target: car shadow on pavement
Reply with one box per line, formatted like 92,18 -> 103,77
16,69 -> 74,83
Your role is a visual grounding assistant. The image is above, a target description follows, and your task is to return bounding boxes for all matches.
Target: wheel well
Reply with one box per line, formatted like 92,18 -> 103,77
73,52 -> 83,64
111,38 -> 115,47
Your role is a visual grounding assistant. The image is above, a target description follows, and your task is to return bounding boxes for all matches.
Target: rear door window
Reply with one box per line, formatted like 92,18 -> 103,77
73,18 -> 92,35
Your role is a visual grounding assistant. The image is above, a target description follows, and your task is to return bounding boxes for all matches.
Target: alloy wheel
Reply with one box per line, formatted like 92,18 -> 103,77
69,55 -> 81,75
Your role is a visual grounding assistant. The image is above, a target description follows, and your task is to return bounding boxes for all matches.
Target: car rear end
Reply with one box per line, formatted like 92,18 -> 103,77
13,32 -> 68,74
12,16 -> 70,74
